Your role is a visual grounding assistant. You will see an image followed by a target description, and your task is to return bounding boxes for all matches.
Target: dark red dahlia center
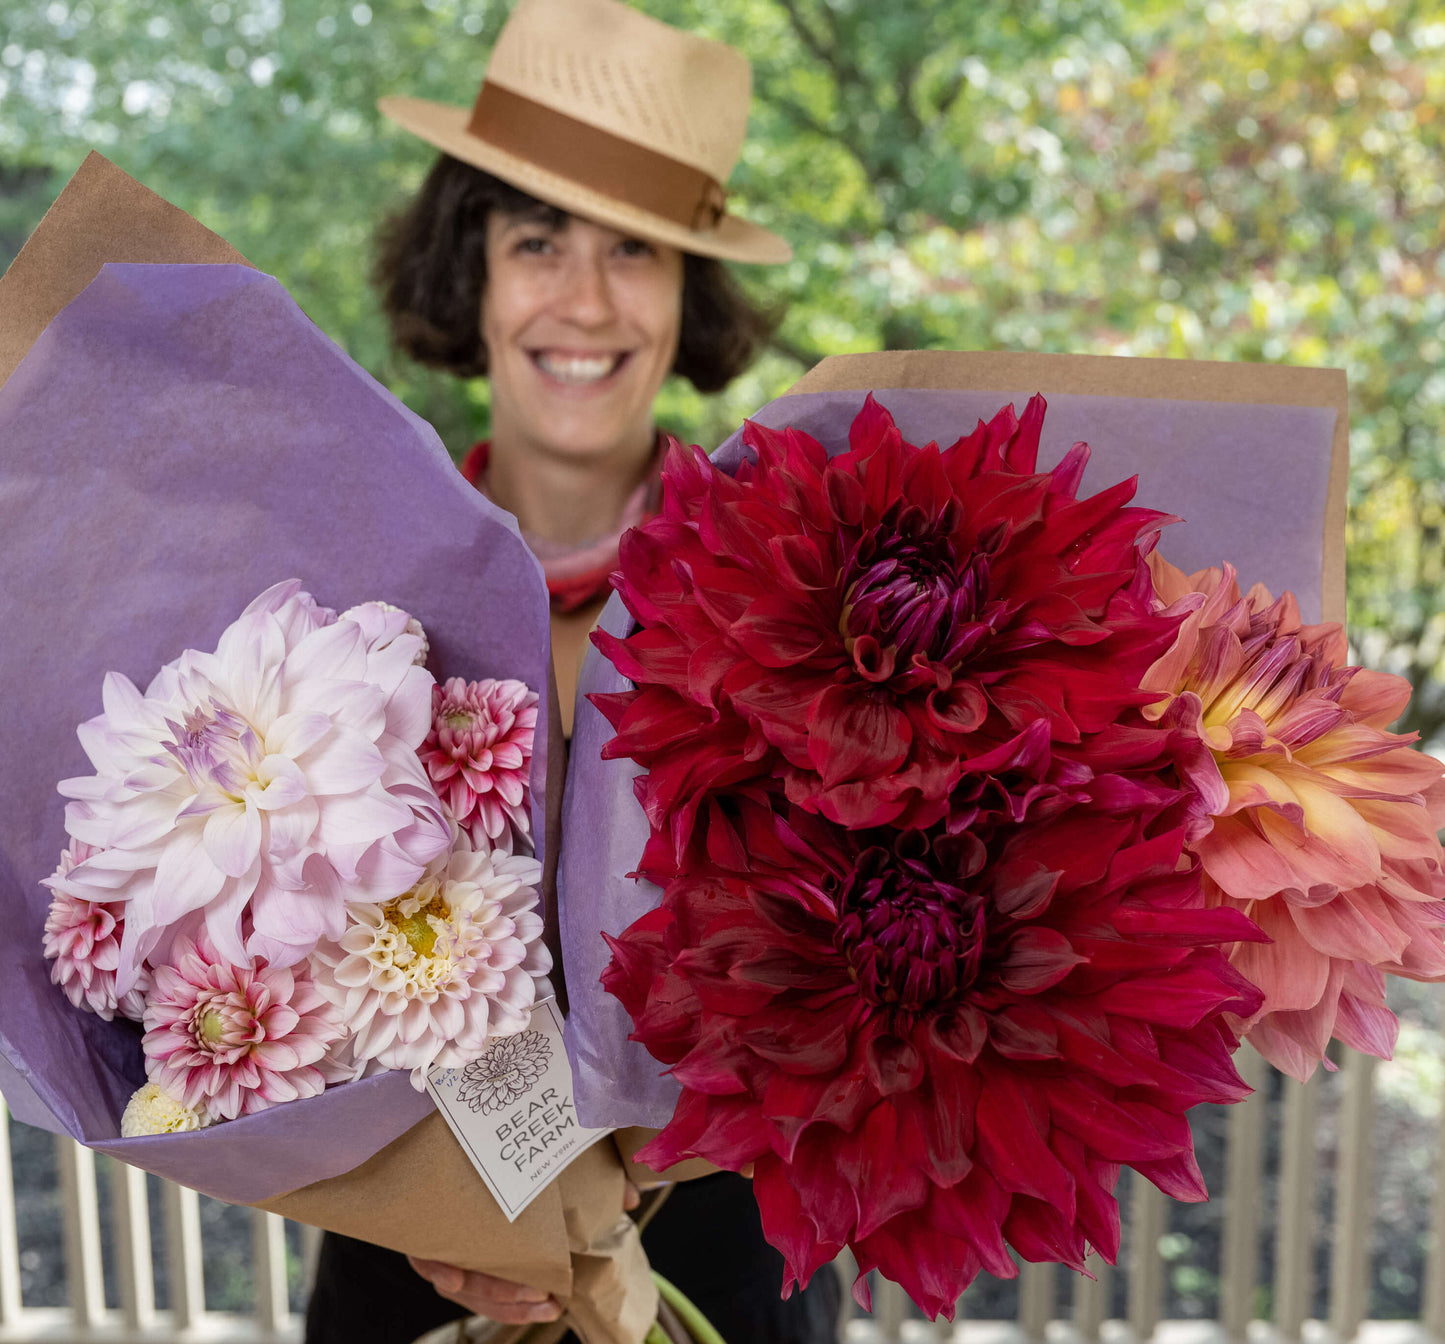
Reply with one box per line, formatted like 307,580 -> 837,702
834,839 -> 985,1012
840,507 -> 992,678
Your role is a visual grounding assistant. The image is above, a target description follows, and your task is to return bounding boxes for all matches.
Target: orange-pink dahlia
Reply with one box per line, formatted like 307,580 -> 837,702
1143,555 -> 1445,1079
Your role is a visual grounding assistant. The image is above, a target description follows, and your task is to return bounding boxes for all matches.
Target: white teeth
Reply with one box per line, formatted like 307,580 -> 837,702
536,353 -> 618,384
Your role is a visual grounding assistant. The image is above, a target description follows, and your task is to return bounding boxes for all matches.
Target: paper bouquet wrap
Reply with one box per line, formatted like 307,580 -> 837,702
561,351 -> 1445,1315
0,156 -> 654,1344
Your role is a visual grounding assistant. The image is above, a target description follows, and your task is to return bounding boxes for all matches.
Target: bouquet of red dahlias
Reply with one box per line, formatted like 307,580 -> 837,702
560,354 -> 1445,1318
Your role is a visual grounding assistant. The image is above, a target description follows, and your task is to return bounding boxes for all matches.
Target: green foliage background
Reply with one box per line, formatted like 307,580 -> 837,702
2,0 -> 1443,744
3,0 -> 1445,1322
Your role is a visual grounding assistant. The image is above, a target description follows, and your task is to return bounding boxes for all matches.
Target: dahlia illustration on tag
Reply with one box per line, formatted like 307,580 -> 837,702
459,1031 -> 553,1113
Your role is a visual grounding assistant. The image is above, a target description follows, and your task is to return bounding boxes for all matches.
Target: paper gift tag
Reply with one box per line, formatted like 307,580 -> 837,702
426,999 -> 614,1222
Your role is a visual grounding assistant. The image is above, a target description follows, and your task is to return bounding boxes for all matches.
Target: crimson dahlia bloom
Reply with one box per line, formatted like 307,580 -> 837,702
604,775 -> 1263,1318
594,397 -> 1180,840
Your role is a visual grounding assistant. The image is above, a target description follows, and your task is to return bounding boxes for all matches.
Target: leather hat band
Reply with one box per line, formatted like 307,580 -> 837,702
468,82 -> 727,231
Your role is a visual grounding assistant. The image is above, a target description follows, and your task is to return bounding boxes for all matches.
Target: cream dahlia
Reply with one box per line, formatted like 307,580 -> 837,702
120,1082 -> 209,1136
419,678 -> 537,854
56,580 -> 451,989
341,601 -> 430,668
142,933 -> 345,1122
41,839 -> 147,1021
1144,555 -> 1445,1079
310,831 -> 551,1087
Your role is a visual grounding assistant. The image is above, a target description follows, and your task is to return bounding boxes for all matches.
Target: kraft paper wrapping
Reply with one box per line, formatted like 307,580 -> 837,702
0,154 -> 654,1344
563,346 -> 1348,1134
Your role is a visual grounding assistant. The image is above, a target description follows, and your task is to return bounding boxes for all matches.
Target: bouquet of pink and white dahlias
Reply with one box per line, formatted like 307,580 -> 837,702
41,578 -> 549,1130
0,169 -> 656,1344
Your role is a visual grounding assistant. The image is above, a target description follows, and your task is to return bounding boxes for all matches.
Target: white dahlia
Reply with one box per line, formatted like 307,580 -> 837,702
120,1082 -> 209,1136
309,830 -> 551,1088
56,580 -> 451,991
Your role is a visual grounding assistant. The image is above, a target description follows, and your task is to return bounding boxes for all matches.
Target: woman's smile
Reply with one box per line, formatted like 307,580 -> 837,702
529,348 -> 632,388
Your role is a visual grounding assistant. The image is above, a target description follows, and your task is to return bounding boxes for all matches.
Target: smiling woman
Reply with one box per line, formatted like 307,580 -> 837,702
372,156 -> 778,732
301,1 -> 841,1342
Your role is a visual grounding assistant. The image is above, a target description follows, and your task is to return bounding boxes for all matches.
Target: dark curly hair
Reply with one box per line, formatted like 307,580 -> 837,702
374,154 -> 778,393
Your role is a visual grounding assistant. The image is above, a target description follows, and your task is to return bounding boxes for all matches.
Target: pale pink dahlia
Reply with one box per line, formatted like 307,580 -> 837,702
419,678 -> 537,854
56,580 -> 451,990
42,839 -> 148,1021
310,830 -> 551,1087
1144,555 -> 1445,1079
142,933 -> 345,1122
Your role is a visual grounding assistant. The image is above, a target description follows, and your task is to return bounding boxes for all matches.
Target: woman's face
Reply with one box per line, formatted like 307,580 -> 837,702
480,206 -> 684,461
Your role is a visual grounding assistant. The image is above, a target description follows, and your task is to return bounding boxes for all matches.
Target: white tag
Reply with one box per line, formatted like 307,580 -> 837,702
426,998 -> 614,1222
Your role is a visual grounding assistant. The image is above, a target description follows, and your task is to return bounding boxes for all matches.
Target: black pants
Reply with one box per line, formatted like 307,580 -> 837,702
304,1172 -> 842,1344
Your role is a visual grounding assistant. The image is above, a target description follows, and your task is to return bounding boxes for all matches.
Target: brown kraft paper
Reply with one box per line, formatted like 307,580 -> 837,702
254,1113 -> 656,1344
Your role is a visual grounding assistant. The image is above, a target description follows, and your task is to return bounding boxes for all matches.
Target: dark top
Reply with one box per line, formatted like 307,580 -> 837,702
303,1171 -> 842,1343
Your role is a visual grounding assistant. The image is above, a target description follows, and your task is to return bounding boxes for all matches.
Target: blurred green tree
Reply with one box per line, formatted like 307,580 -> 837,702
2,0 -> 1443,737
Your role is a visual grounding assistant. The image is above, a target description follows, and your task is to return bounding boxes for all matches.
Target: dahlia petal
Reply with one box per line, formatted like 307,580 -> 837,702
806,685 -> 911,791
974,1072 -> 1075,1210
752,1154 -> 843,1297
1332,984 -> 1398,1060
300,729 -> 386,796
203,801 -> 261,879
150,825 -> 225,925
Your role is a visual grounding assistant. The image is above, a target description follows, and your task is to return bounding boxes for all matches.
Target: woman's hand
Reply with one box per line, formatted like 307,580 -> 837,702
406,1181 -> 643,1323
407,1258 -> 563,1325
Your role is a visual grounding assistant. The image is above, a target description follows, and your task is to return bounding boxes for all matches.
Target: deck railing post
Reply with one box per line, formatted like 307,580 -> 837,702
1222,1049 -> 1268,1343
56,1135 -> 105,1328
109,1156 -> 156,1330
1274,1071 -> 1319,1344
1329,1050 -> 1377,1344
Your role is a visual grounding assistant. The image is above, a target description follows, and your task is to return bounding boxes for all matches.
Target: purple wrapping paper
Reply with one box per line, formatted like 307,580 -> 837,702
0,263 -> 553,1203
562,382 -> 1339,1129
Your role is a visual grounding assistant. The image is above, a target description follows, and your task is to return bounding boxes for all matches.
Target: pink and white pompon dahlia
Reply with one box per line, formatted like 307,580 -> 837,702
419,678 -> 537,854
41,839 -> 148,1021
142,933 -> 345,1122
310,829 -> 551,1087
55,580 -> 452,991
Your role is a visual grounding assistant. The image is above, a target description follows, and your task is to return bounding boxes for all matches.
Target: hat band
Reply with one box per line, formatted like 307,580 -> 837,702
467,82 -> 726,232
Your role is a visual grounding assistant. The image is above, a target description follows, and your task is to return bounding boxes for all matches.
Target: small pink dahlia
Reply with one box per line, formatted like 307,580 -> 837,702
42,839 -> 147,1021
142,935 -> 345,1122
419,678 -> 537,853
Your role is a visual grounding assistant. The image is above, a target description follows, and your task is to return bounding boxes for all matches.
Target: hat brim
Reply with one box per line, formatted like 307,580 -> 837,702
379,97 -> 792,265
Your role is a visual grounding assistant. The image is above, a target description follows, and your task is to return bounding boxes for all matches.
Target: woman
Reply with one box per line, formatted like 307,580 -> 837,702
304,1 -> 841,1341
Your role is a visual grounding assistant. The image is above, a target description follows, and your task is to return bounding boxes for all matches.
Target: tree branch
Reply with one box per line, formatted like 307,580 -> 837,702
768,331 -> 827,369
773,0 -> 834,72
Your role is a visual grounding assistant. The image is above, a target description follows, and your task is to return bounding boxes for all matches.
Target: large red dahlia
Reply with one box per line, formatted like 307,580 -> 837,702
593,396 -> 1182,842
603,767 -> 1264,1318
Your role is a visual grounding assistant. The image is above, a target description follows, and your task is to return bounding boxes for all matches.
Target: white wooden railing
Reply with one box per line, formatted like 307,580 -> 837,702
3,1033 -> 1443,1344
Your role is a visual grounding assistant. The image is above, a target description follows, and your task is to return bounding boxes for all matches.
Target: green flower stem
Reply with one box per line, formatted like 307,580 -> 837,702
652,1272 -> 728,1344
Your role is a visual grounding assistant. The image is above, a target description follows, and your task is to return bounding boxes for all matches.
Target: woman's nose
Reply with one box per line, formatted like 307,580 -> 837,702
556,250 -> 616,327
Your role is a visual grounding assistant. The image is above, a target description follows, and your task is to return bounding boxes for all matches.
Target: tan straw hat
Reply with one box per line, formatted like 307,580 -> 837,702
378,0 -> 792,265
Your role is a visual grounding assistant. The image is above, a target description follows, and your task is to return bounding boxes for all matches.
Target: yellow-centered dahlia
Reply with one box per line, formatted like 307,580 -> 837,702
1144,555 -> 1445,1079
309,830 -> 551,1086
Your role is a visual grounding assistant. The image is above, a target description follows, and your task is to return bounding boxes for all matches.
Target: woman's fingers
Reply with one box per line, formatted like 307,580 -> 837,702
406,1257 -> 562,1324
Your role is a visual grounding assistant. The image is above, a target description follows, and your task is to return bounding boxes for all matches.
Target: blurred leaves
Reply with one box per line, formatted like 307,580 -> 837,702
2,0 -> 1444,732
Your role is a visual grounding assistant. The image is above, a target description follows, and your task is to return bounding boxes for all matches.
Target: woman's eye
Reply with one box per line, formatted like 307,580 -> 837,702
617,238 -> 656,258
514,236 -> 552,255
